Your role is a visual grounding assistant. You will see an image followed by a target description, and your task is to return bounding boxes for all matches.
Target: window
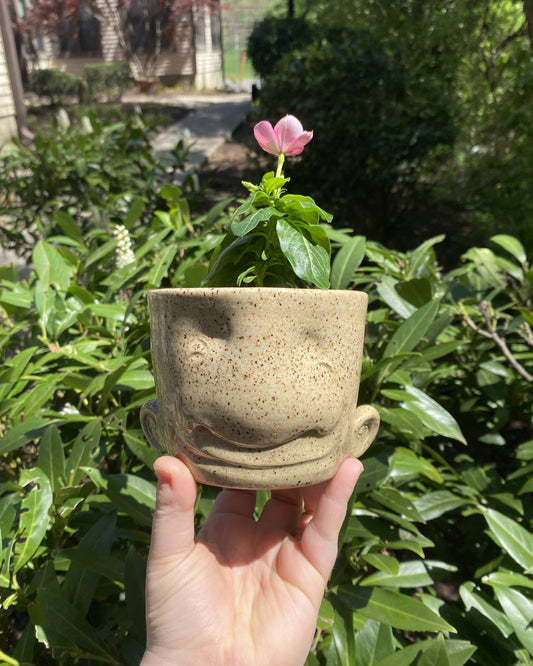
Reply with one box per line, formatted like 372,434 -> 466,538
59,3 -> 101,56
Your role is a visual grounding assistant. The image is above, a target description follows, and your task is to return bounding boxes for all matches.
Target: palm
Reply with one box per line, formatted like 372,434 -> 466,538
142,457 -> 362,666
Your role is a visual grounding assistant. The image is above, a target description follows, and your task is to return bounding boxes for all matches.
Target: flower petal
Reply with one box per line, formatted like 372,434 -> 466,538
285,130 -> 314,155
253,120 -> 281,155
274,115 -> 304,153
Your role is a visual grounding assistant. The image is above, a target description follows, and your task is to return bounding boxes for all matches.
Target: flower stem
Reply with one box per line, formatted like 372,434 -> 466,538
275,153 -> 285,178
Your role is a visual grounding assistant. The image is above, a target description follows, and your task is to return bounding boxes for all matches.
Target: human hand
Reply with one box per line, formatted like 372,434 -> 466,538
141,456 -> 363,666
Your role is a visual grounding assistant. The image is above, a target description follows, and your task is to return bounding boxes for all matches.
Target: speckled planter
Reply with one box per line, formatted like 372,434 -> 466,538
141,288 -> 379,489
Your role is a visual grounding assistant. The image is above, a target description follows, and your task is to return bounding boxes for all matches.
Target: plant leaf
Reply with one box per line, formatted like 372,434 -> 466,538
331,236 -> 366,290
482,508 -> 533,573
338,587 -> 456,633
401,385 -> 466,444
276,218 -> 330,288
14,468 -> 53,573
383,299 -> 440,359
231,206 -> 278,236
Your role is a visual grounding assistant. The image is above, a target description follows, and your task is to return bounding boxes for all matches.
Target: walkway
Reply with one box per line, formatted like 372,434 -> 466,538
123,88 -> 252,182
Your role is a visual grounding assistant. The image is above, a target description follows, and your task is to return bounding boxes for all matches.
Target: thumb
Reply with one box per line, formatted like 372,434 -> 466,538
148,456 -> 197,563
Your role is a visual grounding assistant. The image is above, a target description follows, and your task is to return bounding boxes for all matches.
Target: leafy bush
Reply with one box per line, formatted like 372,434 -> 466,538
0,108 -> 191,257
0,114 -> 531,664
84,62 -> 132,103
255,30 -> 456,241
247,16 -> 318,79
30,68 -> 80,106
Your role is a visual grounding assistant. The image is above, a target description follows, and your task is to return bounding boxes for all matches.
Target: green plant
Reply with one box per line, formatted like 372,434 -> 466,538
0,188 -> 229,663
207,114 -> 332,288
247,16 -> 318,79
0,108 -> 192,256
255,29 -> 456,241
84,62 -> 132,102
1,208 -> 531,662
0,104 -> 531,663
30,68 -> 80,106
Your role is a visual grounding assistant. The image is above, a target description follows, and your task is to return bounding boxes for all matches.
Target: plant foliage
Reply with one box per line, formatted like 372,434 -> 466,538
0,112 -> 531,665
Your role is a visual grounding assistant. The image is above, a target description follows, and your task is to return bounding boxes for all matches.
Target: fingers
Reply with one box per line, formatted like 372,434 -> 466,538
208,487 -> 257,520
258,488 -> 303,532
300,458 -> 363,581
148,456 -> 197,563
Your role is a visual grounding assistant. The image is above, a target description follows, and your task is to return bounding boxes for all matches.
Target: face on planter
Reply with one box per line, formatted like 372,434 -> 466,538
146,289 -> 377,488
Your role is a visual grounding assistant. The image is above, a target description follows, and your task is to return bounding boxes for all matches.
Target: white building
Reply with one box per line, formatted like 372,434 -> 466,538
15,0 -> 224,90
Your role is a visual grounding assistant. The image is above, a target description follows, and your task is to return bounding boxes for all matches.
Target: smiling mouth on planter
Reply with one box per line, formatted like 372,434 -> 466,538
184,424 -> 341,469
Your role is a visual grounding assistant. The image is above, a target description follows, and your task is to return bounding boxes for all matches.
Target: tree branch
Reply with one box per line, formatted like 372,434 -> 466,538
460,301 -> 533,383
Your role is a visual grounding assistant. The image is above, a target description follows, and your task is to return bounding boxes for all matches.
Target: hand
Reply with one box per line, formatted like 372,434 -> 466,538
141,456 -> 363,666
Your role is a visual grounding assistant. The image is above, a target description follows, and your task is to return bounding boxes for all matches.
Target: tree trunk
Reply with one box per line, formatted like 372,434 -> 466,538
523,2 -> 533,52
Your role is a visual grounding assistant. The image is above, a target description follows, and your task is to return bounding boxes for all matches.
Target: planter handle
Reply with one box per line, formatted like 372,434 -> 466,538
352,405 -> 380,458
140,400 -> 165,453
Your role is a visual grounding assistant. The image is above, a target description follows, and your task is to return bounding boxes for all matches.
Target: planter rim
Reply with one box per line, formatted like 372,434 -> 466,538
148,287 -> 367,298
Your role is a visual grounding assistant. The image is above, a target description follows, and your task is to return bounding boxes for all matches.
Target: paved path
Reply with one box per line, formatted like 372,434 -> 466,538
123,89 -> 252,183
0,89 -> 252,269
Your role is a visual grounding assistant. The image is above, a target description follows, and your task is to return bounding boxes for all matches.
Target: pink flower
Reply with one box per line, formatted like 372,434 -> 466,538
254,115 -> 313,156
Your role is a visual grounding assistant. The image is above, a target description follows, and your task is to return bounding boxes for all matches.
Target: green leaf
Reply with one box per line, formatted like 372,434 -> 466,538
33,240 -> 73,292
354,619 -> 394,665
276,218 -> 330,288
395,278 -> 433,308
482,508 -> 533,573
125,546 -> 147,645
125,197 -> 146,228
371,488 -> 424,521
493,586 -> 533,655
376,638 -> 476,666
361,560 -> 457,588
462,247 -> 506,289
231,206 -> 278,236
401,386 -> 466,444
147,245 -> 178,288
413,491 -> 468,521
54,210 -> 84,244
14,468 -> 53,573
37,426 -> 66,493
417,634 -> 451,666
390,447 -> 443,484
331,236 -> 366,290
491,234 -> 527,265
338,587 -> 456,633
483,570 -> 533,592
356,454 -> 390,494
107,474 -> 156,526
376,277 -> 416,319
383,299 -> 440,359
361,553 -> 400,576
30,590 -> 119,664
65,420 -> 101,486
62,513 -> 117,615
459,581 -> 513,637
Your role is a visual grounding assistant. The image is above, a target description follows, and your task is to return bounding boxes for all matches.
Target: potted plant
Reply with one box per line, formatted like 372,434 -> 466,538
141,115 -> 379,489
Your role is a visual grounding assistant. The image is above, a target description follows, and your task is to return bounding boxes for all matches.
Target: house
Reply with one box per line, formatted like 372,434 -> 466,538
0,5 -> 18,144
14,0 -> 224,90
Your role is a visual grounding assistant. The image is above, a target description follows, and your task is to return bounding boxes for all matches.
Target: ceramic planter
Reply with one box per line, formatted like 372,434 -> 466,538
141,288 -> 379,489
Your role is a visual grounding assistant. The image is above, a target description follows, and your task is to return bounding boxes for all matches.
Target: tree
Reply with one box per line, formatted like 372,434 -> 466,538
15,0 -> 220,79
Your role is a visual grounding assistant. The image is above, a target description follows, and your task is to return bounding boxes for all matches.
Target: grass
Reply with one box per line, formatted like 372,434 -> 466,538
223,48 -> 257,83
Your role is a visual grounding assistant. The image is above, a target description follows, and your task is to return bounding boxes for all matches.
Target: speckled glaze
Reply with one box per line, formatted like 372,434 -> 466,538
141,288 -> 379,489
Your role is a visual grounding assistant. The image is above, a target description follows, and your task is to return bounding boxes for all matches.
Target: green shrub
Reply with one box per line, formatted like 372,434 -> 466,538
247,16 -> 318,79
0,208 -> 531,662
30,68 -> 80,106
0,108 -> 192,257
0,112 -> 531,664
256,29 -> 456,241
84,62 -> 132,102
